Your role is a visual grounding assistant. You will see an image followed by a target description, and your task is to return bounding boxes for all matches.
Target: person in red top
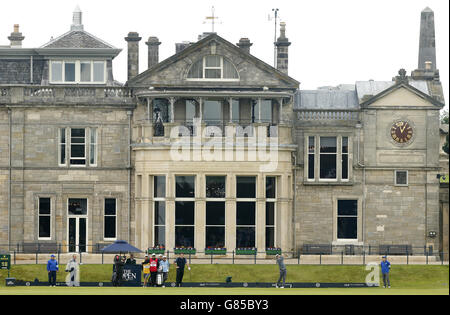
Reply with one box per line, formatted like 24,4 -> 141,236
149,253 -> 159,287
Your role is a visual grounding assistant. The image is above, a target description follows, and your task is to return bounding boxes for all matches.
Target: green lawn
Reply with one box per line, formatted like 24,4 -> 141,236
0,264 -> 448,295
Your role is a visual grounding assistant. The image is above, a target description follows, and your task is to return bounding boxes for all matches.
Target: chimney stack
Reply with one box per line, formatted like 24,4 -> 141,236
175,41 -> 193,54
8,24 -> 25,48
275,22 -> 291,75
125,32 -> 142,81
146,36 -> 161,69
418,7 -> 436,71
237,38 -> 253,54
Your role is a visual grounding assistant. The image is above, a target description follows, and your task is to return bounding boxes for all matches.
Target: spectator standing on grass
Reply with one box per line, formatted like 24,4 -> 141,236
381,256 -> 391,288
149,253 -> 159,287
159,255 -> 170,287
275,254 -> 287,288
65,254 -> 79,287
174,253 -> 190,287
47,254 -> 59,287
141,254 -> 151,287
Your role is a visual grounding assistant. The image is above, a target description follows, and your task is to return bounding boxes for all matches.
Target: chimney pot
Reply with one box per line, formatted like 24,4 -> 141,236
237,38 -> 253,54
125,32 -> 142,80
275,22 -> 291,75
8,24 -> 25,48
146,36 -> 161,69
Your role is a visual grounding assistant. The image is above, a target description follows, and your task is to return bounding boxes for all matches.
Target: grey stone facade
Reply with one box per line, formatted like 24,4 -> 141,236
0,6 -> 447,256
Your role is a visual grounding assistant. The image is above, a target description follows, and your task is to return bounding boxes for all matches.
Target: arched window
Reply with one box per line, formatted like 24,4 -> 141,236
187,55 -> 239,80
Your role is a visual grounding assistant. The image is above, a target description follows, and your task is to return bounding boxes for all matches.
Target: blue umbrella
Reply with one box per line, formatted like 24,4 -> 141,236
101,240 -> 143,253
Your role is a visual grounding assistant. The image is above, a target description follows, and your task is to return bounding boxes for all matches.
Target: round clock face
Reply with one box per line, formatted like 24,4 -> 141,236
390,121 -> 413,144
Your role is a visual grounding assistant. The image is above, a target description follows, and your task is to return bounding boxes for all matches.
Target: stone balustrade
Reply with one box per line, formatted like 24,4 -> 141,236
0,86 -> 134,106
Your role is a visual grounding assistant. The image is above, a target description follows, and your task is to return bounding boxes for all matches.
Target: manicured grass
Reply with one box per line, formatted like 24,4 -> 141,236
1,264 -> 448,295
0,287 -> 448,296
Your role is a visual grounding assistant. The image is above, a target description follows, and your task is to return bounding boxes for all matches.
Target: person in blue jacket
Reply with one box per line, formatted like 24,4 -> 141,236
47,254 -> 59,287
381,256 -> 391,288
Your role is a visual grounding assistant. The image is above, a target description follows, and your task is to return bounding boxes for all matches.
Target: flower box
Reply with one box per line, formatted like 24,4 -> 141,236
235,248 -> 257,255
205,248 -> 227,255
147,248 -> 166,255
266,248 -> 282,255
174,248 -> 196,255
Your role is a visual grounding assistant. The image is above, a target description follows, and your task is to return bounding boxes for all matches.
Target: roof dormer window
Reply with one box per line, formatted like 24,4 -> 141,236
50,60 -> 106,84
187,55 -> 239,81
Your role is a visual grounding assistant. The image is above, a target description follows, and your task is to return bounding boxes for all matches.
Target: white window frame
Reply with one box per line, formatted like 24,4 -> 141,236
89,128 -> 98,167
306,135 -> 352,183
336,199 -> 359,242
38,197 -> 52,241
319,136 -> 338,182
235,176 -> 257,248
104,198 -> 117,241
205,175 -> 227,248
265,176 -> 277,249
58,128 -> 67,167
186,56 -> 240,82
50,60 -> 106,84
395,170 -> 409,187
67,197 -> 89,253
341,136 -> 350,182
69,128 -> 87,167
153,175 -> 167,248
174,175 -> 196,248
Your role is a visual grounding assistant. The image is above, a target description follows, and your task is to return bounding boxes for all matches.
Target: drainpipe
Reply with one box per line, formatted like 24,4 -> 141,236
8,108 -> 12,251
356,122 -> 366,245
292,151 -> 297,254
127,110 -> 132,243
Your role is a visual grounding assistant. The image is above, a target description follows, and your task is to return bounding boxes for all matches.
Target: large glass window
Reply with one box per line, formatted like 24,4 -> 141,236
176,176 -> 195,198
206,202 -> 225,248
337,200 -> 358,240
236,202 -> 256,248
320,137 -> 337,180
80,61 -> 91,82
154,175 -> 166,247
254,100 -> 272,123
64,62 -> 76,82
266,177 -> 276,248
89,128 -> 97,166
187,55 -> 239,80
206,176 -> 226,198
104,198 -> 117,240
236,176 -> 256,198
175,201 -> 195,247
51,61 -> 63,82
38,198 -> 51,239
203,100 -> 223,125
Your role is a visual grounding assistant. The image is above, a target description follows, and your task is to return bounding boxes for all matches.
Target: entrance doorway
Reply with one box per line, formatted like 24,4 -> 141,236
67,198 -> 88,253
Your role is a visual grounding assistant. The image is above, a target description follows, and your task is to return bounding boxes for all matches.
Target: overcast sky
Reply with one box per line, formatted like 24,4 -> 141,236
1,0 -> 448,109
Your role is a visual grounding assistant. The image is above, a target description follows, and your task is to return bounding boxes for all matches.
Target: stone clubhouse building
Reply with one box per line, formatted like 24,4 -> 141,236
0,7 -> 448,257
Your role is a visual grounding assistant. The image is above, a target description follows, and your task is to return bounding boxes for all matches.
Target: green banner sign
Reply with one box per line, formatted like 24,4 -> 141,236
0,254 -> 11,270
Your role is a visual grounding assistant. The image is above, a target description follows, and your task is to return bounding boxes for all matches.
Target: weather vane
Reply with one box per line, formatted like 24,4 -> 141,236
203,6 -> 221,33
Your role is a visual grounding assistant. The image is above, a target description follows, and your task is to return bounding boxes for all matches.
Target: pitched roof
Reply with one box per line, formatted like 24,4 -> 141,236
294,89 -> 359,111
128,33 -> 299,88
355,80 -> 430,103
358,79 -> 444,108
40,30 -> 117,49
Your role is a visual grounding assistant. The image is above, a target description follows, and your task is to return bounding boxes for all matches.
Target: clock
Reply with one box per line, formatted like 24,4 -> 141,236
390,121 -> 413,144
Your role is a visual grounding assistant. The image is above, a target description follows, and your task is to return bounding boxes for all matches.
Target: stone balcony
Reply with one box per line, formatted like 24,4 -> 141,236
133,119 -> 295,147
0,85 -> 135,107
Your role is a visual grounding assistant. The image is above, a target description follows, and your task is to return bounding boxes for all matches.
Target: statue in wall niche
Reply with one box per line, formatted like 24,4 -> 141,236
154,107 -> 165,137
